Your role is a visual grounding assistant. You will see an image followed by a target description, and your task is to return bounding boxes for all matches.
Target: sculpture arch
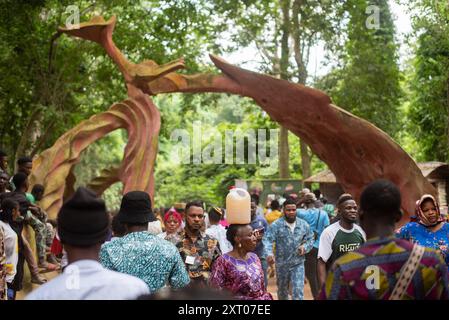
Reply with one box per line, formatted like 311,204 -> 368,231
30,95 -> 159,218
31,15 -> 435,224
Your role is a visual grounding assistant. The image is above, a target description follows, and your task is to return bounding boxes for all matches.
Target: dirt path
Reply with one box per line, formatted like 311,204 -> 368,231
16,270 -> 59,300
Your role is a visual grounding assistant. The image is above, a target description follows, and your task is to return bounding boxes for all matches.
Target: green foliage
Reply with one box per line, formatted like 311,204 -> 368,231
0,0 -> 84,157
316,0 -> 403,138
0,0 -> 220,161
0,0 -> 243,207
154,93 -> 272,207
406,0 -> 449,161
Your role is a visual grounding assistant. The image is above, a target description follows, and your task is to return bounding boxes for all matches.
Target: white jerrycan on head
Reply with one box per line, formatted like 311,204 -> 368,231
226,188 -> 251,224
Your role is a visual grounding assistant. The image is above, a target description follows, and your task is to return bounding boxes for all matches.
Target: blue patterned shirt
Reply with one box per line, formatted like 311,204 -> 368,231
263,216 -> 314,268
100,231 -> 190,293
396,222 -> 449,266
250,215 -> 269,258
297,208 -> 330,248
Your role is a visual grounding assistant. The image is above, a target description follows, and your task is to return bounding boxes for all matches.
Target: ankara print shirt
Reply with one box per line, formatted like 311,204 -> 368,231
100,231 -> 190,293
210,252 -> 273,300
175,230 -> 222,281
319,237 -> 449,300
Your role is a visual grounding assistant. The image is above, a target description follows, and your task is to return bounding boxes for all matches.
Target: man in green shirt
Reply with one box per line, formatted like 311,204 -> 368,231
317,193 -> 366,289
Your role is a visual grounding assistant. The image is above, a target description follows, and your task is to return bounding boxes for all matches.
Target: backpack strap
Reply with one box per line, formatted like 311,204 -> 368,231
389,244 -> 425,300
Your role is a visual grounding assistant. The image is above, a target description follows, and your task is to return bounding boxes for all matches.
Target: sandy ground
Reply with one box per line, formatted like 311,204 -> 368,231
18,270 -> 313,300
16,269 -> 58,300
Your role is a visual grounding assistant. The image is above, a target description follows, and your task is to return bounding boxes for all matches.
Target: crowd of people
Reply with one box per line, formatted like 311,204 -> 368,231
1,148 -> 449,300
0,151 -> 59,300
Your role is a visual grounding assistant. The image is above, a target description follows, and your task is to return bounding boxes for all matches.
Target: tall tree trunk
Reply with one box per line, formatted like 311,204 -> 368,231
300,139 -> 312,188
292,0 -> 312,182
292,0 -> 307,84
30,121 -> 56,157
279,127 -> 290,178
447,76 -> 449,156
14,108 -> 43,171
278,0 -> 291,178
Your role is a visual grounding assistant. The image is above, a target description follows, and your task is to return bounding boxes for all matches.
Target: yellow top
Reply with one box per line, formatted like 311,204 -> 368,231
265,210 -> 283,225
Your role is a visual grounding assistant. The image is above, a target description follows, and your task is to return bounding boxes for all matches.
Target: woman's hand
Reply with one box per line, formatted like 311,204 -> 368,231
253,229 -> 264,241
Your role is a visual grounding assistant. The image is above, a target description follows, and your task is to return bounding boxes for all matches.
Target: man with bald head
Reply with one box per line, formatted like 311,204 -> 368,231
317,193 -> 366,289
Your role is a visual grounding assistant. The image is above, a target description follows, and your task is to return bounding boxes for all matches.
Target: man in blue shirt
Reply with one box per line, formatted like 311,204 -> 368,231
263,198 -> 314,300
250,196 -> 269,288
296,192 -> 329,299
100,191 -> 190,293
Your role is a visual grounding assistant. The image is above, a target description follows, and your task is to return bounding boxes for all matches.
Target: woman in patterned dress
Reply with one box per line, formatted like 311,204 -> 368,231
210,224 -> 272,300
397,194 -> 449,266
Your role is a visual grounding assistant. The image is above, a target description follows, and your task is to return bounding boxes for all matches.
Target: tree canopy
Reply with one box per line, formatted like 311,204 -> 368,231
0,0 -> 447,209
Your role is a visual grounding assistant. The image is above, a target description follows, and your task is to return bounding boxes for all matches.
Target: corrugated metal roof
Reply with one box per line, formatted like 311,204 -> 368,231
303,169 -> 336,183
304,161 -> 449,183
417,161 -> 448,178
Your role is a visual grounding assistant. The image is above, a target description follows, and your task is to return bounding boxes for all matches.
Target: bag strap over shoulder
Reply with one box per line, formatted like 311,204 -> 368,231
389,244 -> 425,300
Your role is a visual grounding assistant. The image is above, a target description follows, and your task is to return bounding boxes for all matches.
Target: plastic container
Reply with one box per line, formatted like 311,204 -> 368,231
226,188 -> 251,224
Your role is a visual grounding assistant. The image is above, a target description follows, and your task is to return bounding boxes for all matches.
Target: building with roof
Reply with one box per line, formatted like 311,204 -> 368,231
304,162 -> 449,214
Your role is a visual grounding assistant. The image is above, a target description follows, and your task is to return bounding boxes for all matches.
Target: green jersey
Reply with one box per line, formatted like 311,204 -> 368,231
318,221 -> 366,270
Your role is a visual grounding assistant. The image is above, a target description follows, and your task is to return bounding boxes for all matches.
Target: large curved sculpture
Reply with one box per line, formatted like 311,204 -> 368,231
30,97 -> 160,219
147,55 -> 436,224
30,16 -> 179,218
86,166 -> 121,197
32,15 -> 435,223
